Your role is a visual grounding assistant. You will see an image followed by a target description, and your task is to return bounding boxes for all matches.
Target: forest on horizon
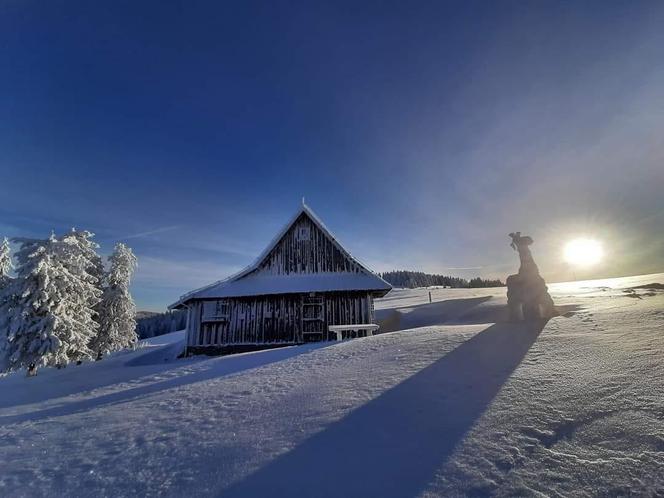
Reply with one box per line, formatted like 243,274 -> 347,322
380,270 -> 504,289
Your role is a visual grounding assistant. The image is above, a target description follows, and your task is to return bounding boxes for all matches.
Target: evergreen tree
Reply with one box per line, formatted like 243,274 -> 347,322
58,230 -> 103,363
380,270 -> 504,289
135,310 -> 187,339
68,229 -> 105,359
0,238 -> 50,373
0,237 -> 12,284
69,229 -> 105,293
91,243 -> 138,359
0,233 -> 102,374
0,237 -> 15,372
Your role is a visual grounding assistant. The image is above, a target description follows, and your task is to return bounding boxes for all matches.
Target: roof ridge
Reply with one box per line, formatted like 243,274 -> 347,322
170,202 -> 306,305
301,203 -> 389,284
169,201 -> 391,308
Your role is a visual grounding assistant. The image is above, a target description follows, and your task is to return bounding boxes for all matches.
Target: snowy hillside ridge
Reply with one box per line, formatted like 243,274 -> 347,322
0,273 -> 662,496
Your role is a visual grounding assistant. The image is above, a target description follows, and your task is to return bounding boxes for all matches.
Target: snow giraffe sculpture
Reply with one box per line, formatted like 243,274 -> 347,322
506,232 -> 556,321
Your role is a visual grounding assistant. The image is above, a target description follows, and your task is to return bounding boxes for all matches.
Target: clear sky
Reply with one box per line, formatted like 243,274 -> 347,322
1,1 -> 663,310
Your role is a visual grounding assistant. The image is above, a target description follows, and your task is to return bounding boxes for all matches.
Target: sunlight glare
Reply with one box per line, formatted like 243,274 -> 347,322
564,238 -> 604,266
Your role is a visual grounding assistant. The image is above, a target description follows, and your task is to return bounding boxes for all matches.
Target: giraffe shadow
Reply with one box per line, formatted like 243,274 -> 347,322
222,318 -> 550,498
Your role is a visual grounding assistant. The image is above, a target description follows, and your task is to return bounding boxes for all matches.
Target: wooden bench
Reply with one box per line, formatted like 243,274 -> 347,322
327,324 -> 379,341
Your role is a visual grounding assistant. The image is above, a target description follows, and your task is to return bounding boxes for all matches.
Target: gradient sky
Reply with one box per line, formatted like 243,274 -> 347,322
1,1 -> 663,310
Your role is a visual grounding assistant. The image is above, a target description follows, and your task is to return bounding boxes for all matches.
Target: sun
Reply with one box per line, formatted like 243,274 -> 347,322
564,238 -> 604,266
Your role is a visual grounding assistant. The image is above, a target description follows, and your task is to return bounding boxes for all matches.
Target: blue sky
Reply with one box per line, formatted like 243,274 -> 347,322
1,1 -> 663,310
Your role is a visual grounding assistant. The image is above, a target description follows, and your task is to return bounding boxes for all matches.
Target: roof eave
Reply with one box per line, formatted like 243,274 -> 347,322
170,284 -> 392,303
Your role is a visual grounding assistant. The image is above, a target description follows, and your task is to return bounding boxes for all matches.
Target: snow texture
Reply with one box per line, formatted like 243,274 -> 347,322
0,273 -> 663,497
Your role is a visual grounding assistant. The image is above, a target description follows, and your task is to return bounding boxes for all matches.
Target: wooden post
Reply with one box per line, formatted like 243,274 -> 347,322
429,291 -> 432,303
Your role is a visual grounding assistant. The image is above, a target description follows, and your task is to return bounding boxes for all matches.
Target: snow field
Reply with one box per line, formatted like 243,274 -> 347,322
0,273 -> 662,497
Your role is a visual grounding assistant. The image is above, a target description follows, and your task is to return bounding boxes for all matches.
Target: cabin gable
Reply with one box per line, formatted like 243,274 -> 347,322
169,204 -> 391,308
247,212 -> 362,277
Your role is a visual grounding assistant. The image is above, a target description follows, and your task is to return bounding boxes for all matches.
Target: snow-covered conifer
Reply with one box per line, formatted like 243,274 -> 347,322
69,229 -> 105,294
0,237 -> 15,372
0,232 -> 102,373
57,230 -> 103,363
0,236 -> 13,311
91,243 -> 138,359
0,237 -> 12,284
67,229 -> 105,355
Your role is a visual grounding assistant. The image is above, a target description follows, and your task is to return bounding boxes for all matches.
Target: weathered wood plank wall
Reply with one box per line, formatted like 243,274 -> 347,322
193,291 -> 374,346
252,214 -> 361,275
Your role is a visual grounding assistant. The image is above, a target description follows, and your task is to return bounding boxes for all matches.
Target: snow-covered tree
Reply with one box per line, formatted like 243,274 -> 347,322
57,230 -> 104,363
91,243 -> 138,359
0,237 -> 16,372
69,229 -> 104,294
0,236 -> 13,312
0,238 -> 47,373
67,229 -> 105,353
0,237 -> 12,284
0,232 -> 102,374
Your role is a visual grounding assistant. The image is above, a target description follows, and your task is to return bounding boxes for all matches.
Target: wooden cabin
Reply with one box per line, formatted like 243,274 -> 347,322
169,203 -> 392,355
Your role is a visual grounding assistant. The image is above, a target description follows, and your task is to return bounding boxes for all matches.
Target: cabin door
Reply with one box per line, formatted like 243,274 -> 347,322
301,294 -> 325,342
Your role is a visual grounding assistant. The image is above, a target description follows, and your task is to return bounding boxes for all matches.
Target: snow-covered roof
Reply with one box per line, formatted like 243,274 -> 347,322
178,272 -> 391,301
169,202 -> 391,308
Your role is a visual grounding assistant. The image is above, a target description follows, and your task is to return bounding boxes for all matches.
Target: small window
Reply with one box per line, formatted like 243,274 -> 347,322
297,226 -> 310,241
202,300 -> 229,322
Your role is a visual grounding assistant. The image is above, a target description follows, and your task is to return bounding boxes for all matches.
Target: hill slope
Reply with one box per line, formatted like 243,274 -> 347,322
0,274 -> 663,496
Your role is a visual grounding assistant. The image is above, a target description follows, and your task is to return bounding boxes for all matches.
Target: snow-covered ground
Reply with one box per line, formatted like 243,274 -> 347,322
1,274 -> 663,497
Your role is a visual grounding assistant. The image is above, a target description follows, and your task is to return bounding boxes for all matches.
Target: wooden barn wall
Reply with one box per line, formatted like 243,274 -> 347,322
186,302 -> 202,347
252,214 -> 361,276
191,292 -> 375,347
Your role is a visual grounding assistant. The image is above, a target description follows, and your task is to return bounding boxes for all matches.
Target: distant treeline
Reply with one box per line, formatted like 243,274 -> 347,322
136,310 -> 186,339
380,270 -> 504,289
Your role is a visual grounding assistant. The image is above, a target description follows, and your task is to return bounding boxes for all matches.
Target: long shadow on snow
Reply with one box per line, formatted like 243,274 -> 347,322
0,343 -> 331,426
0,340 -> 185,410
376,296 -> 493,333
0,297 -> 489,411
222,318 -> 549,498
